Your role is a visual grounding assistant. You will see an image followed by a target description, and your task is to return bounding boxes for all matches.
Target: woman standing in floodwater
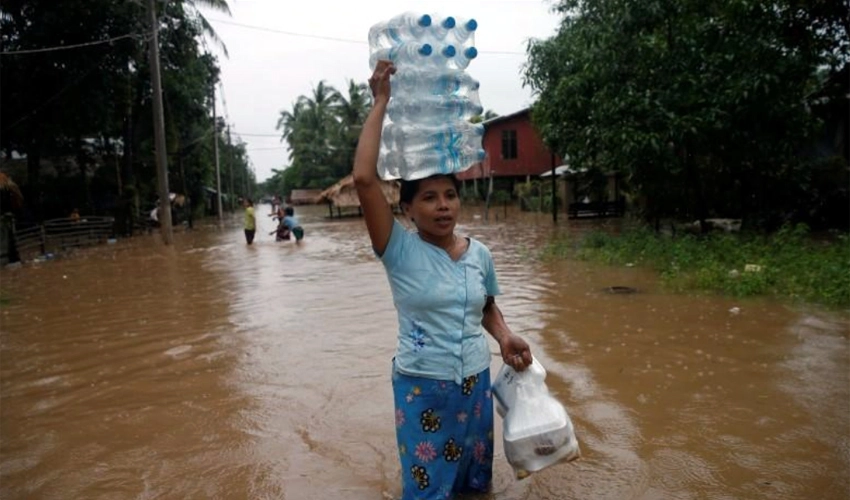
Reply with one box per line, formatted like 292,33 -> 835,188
353,59 -> 533,499
243,198 -> 256,245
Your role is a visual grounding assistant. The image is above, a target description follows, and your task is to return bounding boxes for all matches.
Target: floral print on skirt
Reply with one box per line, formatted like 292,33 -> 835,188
392,363 -> 494,500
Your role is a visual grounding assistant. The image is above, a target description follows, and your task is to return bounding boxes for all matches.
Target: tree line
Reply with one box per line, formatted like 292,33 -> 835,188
260,82 -> 498,198
524,0 -> 848,231
1,0 -> 255,229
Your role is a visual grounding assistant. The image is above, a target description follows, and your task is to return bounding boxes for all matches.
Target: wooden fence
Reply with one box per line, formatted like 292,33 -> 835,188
13,216 -> 115,260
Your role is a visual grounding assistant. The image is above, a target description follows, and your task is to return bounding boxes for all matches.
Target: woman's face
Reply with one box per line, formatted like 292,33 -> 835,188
404,176 -> 461,237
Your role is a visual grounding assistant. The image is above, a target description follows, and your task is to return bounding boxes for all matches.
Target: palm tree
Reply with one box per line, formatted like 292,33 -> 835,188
183,0 -> 232,57
274,81 -> 342,188
276,99 -> 307,160
331,79 -> 370,176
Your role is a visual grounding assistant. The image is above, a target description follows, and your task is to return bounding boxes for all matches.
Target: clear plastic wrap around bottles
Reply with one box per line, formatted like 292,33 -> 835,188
387,96 -> 483,124
368,12 -> 483,180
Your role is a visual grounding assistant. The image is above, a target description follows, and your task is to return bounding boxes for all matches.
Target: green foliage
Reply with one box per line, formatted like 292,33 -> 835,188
490,190 -> 511,204
469,109 -> 499,124
524,0 -> 849,230
267,79 -> 371,196
516,180 -> 560,212
0,0 -> 253,220
545,224 -> 850,308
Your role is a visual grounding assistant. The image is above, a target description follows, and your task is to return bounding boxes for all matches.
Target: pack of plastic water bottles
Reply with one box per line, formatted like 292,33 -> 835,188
368,12 -> 486,181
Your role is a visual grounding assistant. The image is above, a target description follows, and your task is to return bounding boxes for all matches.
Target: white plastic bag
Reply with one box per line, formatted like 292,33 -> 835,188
492,357 -> 547,417
493,358 -> 580,479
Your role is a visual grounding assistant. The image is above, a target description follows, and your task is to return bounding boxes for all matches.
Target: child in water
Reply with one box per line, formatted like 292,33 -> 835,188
281,207 -> 304,243
269,206 -> 290,241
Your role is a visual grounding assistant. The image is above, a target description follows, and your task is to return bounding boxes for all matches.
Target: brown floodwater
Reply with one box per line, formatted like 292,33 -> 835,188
1,205 -> 848,500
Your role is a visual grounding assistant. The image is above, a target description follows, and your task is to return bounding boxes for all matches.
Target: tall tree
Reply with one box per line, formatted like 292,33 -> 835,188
330,79 -> 370,179
524,0 -> 848,230
274,81 -> 341,190
0,0 -> 250,225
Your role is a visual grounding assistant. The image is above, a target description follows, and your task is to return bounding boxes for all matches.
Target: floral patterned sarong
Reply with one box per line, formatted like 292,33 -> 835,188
392,363 -> 494,499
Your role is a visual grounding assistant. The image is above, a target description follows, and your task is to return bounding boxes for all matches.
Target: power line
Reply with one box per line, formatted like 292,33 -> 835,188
246,146 -> 287,151
233,131 -> 281,137
0,32 -> 148,55
207,18 -> 369,44
206,18 -> 526,55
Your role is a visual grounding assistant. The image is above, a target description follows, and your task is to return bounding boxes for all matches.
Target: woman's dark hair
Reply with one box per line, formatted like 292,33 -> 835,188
284,206 -> 294,216
399,174 -> 462,205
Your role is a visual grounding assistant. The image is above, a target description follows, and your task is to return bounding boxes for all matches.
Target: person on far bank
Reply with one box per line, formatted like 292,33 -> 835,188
243,198 -> 256,245
281,206 -> 304,243
353,59 -> 533,499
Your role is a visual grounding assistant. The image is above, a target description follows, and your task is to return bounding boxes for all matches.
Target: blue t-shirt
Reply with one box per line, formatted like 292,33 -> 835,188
282,215 -> 300,229
379,219 -> 500,384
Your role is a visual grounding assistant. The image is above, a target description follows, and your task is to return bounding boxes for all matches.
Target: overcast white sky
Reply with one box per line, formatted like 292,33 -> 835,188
201,0 -> 561,182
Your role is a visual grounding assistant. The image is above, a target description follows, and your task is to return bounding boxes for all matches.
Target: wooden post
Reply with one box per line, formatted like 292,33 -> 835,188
147,0 -> 173,244
484,170 -> 494,222
551,152 -> 558,224
212,85 -> 223,223
227,125 -> 235,211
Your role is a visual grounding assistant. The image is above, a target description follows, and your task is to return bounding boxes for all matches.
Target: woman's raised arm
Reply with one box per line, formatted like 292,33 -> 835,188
353,60 -> 397,255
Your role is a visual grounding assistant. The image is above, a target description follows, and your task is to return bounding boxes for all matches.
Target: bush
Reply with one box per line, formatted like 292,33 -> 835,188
545,224 -> 850,308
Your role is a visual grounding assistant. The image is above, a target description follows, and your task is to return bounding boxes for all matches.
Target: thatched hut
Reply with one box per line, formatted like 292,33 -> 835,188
289,189 -> 322,205
316,174 -> 400,218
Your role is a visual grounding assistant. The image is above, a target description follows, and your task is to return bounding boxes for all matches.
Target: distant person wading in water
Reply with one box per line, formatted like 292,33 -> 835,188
243,198 -> 256,245
281,207 -> 304,243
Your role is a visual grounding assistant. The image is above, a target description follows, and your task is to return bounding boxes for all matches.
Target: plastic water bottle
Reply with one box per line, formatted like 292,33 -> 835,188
382,122 -> 484,152
392,70 -> 479,97
446,46 -> 478,70
398,147 -> 486,179
444,18 -> 477,45
378,150 -> 407,179
430,16 -> 457,40
430,44 -> 457,66
369,43 -> 432,70
386,95 -> 483,124
368,12 -> 432,50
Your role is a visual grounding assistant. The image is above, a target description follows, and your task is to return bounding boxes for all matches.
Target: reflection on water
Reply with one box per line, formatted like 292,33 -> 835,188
1,205 -> 848,499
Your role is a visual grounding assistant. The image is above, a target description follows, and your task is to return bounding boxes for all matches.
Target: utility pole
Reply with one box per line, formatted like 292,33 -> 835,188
212,85 -> 223,222
227,125 -> 235,210
147,0 -> 173,244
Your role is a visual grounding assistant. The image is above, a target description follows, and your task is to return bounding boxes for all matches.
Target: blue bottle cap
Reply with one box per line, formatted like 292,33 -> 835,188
442,45 -> 457,57
442,17 -> 456,29
419,44 -> 433,56
464,47 -> 478,59
419,14 -> 432,27
466,19 -> 478,31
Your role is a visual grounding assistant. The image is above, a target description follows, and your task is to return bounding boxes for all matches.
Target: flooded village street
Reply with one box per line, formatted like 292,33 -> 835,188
1,205 -> 848,500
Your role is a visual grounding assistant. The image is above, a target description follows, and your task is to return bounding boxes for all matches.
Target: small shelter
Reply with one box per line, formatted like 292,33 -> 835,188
289,189 -> 322,205
316,174 -> 400,218
541,164 -> 624,219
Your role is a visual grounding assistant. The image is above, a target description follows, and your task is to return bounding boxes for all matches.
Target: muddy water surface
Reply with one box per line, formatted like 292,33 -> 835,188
1,205 -> 848,500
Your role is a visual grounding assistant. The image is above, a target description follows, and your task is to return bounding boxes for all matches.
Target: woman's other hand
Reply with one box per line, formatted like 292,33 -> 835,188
500,333 -> 532,371
368,60 -> 396,103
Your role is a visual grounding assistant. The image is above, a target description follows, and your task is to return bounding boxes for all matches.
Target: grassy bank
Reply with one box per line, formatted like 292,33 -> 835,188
544,224 -> 850,308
